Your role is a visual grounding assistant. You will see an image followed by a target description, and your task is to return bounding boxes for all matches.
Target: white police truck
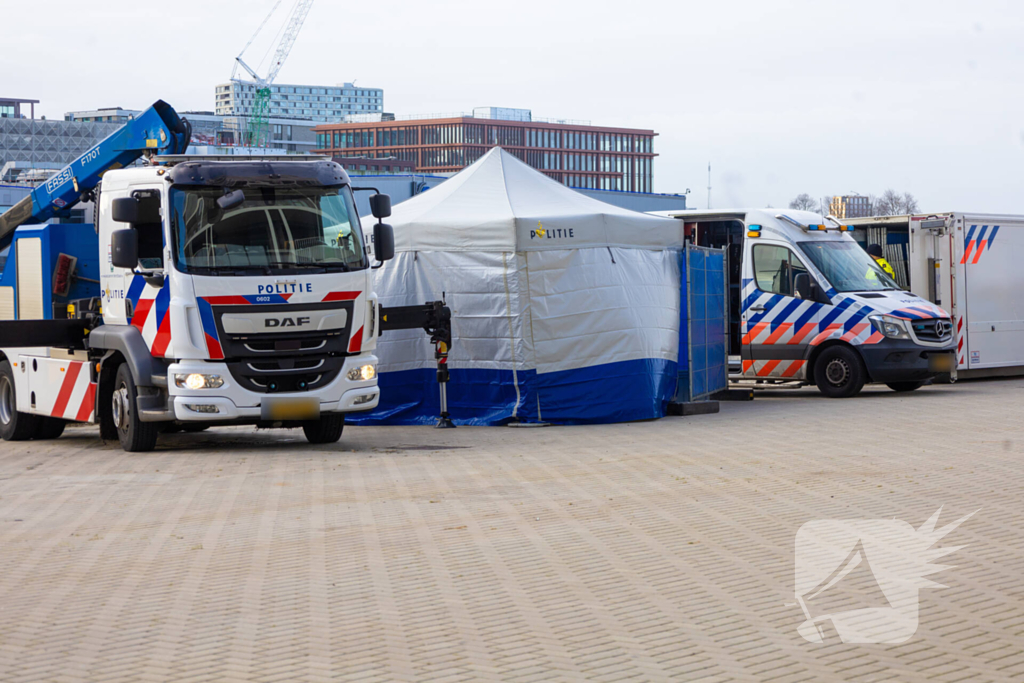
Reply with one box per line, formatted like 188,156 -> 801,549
0,101 -> 449,451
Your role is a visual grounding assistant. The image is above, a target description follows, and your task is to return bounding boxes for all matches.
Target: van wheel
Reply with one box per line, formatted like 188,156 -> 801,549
887,381 -> 924,393
814,346 -> 866,398
302,414 -> 344,444
112,364 -> 159,452
34,417 -> 66,440
0,360 -> 38,441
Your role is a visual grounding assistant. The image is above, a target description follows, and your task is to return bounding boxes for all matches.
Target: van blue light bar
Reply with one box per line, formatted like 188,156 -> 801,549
804,222 -> 854,232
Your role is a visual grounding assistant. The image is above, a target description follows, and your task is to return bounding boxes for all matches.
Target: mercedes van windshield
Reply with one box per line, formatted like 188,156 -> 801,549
798,240 -> 900,292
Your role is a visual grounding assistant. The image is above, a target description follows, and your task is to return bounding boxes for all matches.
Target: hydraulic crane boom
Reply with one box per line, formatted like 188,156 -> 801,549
0,100 -> 191,248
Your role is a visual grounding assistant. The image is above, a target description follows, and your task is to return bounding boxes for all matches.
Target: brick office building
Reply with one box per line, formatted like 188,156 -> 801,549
314,109 -> 657,193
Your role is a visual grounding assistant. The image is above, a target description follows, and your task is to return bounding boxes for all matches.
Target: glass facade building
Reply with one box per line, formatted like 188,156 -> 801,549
65,108 -> 319,153
830,195 -> 873,219
0,118 -> 121,181
215,81 -> 384,122
0,98 -> 39,120
314,117 -> 656,192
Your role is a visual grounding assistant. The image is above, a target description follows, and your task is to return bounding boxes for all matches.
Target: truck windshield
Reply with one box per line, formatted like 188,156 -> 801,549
170,185 -> 365,275
797,240 -> 900,292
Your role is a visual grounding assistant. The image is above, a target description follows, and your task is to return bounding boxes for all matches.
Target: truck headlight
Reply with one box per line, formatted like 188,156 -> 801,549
175,373 -> 225,390
347,364 -> 376,381
869,315 -> 910,340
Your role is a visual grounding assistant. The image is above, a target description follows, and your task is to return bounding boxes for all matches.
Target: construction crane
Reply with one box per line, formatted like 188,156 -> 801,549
231,0 -> 315,148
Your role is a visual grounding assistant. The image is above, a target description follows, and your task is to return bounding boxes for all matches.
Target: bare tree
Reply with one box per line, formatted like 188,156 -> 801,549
874,188 -> 920,216
788,193 -> 818,211
901,192 -> 919,214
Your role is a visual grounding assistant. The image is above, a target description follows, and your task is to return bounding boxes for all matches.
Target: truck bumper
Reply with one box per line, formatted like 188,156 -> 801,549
859,339 -> 956,384
167,355 -> 380,422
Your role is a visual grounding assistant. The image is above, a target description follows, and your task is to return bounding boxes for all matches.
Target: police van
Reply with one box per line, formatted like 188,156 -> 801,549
656,209 -> 956,397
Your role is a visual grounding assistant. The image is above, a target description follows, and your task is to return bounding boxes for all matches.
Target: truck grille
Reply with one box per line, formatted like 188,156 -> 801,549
911,318 -> 953,343
206,300 -> 357,394
243,338 -> 326,354
226,355 -> 344,394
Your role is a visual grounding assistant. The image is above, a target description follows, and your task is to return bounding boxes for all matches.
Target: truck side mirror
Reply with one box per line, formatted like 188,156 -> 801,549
111,197 -> 139,224
372,223 -> 395,267
111,229 -> 139,269
369,193 -> 392,219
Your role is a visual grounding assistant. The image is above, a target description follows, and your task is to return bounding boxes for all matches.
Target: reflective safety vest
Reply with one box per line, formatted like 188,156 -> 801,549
873,256 -> 896,278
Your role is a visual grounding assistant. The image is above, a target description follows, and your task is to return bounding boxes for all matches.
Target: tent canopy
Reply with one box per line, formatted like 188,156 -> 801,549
362,147 -> 682,253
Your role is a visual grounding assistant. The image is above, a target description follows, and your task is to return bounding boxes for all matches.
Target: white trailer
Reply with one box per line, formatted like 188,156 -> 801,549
847,213 -> 1024,377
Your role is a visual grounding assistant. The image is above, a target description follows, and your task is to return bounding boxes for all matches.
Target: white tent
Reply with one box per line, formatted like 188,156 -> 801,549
354,147 -> 685,425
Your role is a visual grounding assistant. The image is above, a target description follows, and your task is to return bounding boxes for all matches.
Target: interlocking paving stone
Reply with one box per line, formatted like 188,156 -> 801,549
0,379 -> 1021,681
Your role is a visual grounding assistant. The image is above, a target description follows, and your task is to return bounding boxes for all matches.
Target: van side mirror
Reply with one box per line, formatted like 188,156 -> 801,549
794,273 -> 812,300
111,197 -> 139,224
372,223 -> 394,267
795,272 -> 830,303
369,193 -> 392,219
111,229 -> 139,269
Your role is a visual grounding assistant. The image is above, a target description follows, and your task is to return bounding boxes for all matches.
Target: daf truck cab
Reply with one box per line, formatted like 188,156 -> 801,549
1,101 -> 451,452
0,158 -> 397,451
657,209 -> 956,397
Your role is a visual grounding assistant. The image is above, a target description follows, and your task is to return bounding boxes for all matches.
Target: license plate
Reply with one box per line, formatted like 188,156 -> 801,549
261,397 -> 320,421
928,353 -> 955,372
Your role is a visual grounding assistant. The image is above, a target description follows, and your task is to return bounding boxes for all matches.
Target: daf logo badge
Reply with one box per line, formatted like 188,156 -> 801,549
265,316 -> 312,328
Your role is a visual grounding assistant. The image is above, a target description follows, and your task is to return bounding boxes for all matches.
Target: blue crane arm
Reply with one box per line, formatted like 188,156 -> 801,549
0,100 -> 191,248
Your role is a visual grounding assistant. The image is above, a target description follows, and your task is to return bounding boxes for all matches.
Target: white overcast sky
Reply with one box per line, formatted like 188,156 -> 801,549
2,0 -> 1022,212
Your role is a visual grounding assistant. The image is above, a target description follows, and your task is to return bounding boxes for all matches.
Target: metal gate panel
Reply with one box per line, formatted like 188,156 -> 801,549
676,244 -> 728,403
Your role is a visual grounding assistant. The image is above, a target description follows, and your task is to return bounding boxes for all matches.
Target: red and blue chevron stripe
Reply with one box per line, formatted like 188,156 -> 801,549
961,224 -> 1000,264
126,276 -> 173,358
739,278 -> 885,380
195,291 -> 362,360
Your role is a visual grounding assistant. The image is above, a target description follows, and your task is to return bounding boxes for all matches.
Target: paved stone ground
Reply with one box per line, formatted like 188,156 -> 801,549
0,378 -> 1021,682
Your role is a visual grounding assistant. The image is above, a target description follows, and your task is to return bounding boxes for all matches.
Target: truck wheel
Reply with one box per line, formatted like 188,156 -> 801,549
0,360 -> 38,441
112,364 -> 159,452
34,417 -> 66,440
814,346 -> 866,398
886,381 -> 924,393
97,376 -> 118,441
302,414 -> 344,444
